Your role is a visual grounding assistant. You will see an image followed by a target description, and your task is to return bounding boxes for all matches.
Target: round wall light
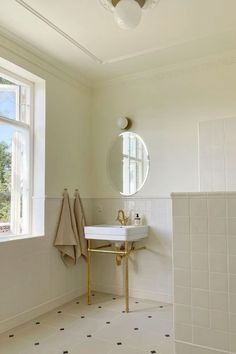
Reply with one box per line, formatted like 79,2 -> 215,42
117,117 -> 132,130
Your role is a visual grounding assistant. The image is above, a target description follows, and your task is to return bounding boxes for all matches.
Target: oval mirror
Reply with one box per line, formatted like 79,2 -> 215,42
107,132 -> 150,196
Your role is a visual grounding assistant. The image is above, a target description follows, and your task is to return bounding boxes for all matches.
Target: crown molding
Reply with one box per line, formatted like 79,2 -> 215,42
92,49 -> 236,88
0,26 -> 91,90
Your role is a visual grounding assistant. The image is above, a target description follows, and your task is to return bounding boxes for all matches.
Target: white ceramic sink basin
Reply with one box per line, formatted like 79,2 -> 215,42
84,225 -> 148,242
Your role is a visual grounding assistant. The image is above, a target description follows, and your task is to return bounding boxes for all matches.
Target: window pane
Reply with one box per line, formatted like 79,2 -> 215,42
0,123 -> 29,236
0,85 -> 18,121
0,76 -> 31,124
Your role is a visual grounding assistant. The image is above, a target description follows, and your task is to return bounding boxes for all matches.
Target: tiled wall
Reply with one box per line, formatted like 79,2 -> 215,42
199,117 -> 236,192
88,197 -> 173,303
172,192 -> 236,354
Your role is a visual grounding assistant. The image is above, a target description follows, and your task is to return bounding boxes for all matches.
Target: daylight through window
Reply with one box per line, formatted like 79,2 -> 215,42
0,71 -> 32,236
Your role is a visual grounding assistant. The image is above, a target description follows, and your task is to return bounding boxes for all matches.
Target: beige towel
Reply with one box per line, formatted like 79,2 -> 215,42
54,190 -> 81,266
74,189 -> 88,260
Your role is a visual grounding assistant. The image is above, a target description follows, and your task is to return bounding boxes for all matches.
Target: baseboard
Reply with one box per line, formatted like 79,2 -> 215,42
92,282 -> 172,304
0,287 -> 86,334
175,340 -> 230,354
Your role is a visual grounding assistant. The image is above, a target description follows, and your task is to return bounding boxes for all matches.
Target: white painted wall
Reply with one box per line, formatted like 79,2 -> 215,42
0,33 -> 92,333
90,59 -> 236,303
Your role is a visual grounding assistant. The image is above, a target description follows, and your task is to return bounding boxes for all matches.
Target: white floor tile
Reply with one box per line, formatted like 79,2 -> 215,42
0,292 -> 173,354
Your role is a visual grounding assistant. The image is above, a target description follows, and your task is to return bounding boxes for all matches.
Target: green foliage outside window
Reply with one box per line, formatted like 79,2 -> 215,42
0,142 -> 11,222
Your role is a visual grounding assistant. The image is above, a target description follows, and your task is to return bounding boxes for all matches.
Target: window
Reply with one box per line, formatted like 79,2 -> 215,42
0,71 -> 33,236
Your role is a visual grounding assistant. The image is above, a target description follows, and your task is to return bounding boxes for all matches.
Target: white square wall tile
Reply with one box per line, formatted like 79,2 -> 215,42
173,217 -> 190,234
192,289 -> 209,309
228,237 -> 236,255
209,236 -> 227,254
209,254 -> 228,273
172,198 -> 189,217
208,198 -> 226,217
229,255 -> 236,274
211,310 -> 229,331
210,292 -> 228,312
191,271 -> 209,290
175,304 -> 192,325
229,313 -> 236,332
229,293 -> 236,313
208,217 -> 226,235
174,286 -> 191,305
173,234 -> 190,252
191,235 -> 208,253
227,218 -> 236,235
175,323 -> 192,342
190,198 -> 207,217
192,307 -> 210,327
210,273 -> 228,292
229,274 -> 236,293
191,253 -> 208,271
190,218 -> 208,235
227,198 -> 236,217
193,326 -> 229,351
174,252 -> 191,269
174,269 -> 191,288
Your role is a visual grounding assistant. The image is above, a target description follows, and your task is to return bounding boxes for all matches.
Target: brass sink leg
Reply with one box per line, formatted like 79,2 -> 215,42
124,241 -> 129,313
87,239 -> 91,305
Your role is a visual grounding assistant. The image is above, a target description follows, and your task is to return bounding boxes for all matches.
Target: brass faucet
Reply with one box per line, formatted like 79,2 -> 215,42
116,209 -> 129,226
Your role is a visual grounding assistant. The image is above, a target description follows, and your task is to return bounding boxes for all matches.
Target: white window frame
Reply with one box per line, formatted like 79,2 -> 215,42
0,67 -> 34,237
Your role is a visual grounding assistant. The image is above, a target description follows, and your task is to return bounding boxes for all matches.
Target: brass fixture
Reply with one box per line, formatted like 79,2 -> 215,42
116,209 -> 129,226
112,0 -> 145,7
87,240 -> 146,312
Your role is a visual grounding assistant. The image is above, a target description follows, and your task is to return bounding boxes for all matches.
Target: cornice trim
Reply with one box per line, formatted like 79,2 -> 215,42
92,50 -> 236,88
0,26 -> 91,90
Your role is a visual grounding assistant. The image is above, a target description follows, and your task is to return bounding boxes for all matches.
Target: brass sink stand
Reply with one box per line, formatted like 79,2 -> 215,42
87,240 -> 146,313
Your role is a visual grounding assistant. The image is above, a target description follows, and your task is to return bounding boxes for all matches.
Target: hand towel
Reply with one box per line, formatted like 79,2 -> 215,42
74,189 -> 88,259
54,190 -> 81,266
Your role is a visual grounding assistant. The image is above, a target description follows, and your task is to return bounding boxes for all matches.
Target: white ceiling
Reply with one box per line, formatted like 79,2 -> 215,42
0,0 -> 236,84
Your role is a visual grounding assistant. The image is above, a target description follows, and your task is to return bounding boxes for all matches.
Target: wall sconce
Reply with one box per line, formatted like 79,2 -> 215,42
117,117 -> 132,130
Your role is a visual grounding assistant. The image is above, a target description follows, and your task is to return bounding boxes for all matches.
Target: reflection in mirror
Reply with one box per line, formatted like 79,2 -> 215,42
108,132 -> 150,196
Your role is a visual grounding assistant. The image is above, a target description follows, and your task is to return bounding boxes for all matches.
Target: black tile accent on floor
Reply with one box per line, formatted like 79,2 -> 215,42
134,328 -> 139,330
35,322 -> 40,325
165,334 -> 170,337
34,342 -> 40,346
9,334 -> 14,338
106,322 -> 110,324
98,306 -> 102,308
117,342 -> 122,346
112,298 -> 116,300
150,351 -> 157,354
57,311 -> 62,314
76,301 -> 80,304
60,328 -> 65,331
160,306 -> 164,308
63,351 -> 68,354
135,301 -> 139,304
81,316 -> 85,318
148,316 -> 152,318
86,334 -> 92,338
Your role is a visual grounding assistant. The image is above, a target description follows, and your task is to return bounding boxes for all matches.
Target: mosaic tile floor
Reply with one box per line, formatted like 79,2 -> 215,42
0,292 -> 174,354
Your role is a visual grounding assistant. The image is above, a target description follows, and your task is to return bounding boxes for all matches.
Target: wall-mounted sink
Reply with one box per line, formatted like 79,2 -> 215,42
84,225 -> 148,242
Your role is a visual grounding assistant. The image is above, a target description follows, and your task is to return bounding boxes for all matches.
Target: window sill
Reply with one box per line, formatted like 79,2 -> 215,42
0,234 -> 45,243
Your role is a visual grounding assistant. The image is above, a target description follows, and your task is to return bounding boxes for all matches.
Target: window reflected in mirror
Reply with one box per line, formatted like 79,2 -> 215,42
108,132 -> 150,196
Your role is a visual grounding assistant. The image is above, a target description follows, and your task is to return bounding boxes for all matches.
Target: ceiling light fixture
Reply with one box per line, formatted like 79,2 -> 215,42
100,0 -> 160,30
